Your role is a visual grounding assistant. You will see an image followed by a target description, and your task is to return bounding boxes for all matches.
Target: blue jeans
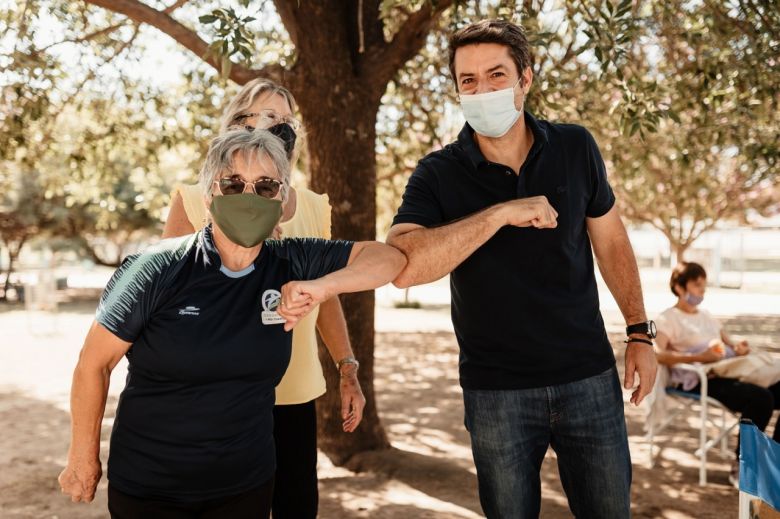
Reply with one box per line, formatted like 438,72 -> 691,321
463,366 -> 631,519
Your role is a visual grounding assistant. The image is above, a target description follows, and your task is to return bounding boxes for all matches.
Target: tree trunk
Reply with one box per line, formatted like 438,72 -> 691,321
1,238 -> 25,302
76,236 -> 122,268
672,242 -> 689,265
1,259 -> 12,302
297,79 -> 391,461
283,0 -> 451,464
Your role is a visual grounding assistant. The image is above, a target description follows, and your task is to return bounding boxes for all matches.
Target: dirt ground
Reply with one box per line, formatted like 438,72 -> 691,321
1,302 -> 778,518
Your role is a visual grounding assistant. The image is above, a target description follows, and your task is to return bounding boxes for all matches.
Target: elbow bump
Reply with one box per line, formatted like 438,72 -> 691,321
392,269 -> 415,289
394,251 -> 409,271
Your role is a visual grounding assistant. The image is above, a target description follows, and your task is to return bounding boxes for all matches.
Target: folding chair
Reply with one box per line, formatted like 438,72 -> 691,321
647,362 -> 740,485
739,419 -> 780,519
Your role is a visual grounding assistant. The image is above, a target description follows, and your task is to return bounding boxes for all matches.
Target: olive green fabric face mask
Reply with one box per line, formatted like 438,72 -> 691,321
209,193 -> 282,248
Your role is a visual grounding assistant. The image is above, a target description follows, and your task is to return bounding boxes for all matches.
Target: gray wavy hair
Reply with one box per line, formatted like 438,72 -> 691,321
199,129 -> 291,202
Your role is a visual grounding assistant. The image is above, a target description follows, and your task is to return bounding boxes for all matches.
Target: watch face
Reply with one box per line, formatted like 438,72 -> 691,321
627,321 -> 657,338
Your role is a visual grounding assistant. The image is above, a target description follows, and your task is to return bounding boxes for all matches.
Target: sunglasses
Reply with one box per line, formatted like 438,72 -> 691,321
231,110 -> 301,131
215,176 -> 282,198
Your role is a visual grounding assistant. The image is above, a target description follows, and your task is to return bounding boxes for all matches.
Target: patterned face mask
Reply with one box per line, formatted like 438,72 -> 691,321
685,293 -> 704,306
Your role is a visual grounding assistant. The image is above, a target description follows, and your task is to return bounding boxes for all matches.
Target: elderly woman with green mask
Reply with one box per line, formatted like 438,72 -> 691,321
57,129 -> 406,519
164,78 -> 365,519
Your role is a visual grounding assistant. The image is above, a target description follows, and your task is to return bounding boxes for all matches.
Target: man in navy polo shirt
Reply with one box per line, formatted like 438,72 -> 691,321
387,19 -> 657,519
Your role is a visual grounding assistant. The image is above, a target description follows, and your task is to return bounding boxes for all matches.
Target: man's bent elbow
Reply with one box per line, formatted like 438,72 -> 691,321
392,272 -> 413,289
387,248 -> 408,280
392,263 -> 425,289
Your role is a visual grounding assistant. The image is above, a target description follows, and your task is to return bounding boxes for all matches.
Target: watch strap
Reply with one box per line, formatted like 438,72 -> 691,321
624,337 -> 653,346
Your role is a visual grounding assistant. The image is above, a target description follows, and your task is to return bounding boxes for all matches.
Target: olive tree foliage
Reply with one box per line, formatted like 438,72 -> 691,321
0,0 -> 225,278
375,0 -> 677,236
597,0 -> 778,259
376,0 -> 778,259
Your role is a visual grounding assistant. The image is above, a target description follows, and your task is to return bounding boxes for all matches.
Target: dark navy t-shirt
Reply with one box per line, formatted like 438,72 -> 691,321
95,226 -> 353,501
392,112 -> 616,390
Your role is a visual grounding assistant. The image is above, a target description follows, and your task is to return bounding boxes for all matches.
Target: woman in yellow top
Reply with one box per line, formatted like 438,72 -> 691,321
162,78 -> 364,519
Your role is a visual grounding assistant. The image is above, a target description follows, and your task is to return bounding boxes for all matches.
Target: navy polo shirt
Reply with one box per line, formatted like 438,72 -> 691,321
392,112 -> 616,389
95,226 -> 353,501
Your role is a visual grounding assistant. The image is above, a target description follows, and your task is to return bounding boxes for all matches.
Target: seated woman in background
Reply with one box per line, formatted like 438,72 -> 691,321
58,129 -> 406,518
655,261 -> 780,484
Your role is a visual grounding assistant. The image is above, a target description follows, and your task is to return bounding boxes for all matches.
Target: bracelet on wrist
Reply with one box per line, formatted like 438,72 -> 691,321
624,337 -> 654,346
336,356 -> 359,375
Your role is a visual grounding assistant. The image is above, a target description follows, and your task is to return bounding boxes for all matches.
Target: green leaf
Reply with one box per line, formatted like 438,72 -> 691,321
616,0 -> 632,17
221,55 -> 232,80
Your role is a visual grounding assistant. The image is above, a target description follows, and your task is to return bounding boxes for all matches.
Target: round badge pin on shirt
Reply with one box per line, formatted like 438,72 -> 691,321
261,289 -> 286,325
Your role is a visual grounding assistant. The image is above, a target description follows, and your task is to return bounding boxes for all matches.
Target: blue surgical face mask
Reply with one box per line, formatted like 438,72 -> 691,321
685,293 -> 704,306
459,79 -> 522,138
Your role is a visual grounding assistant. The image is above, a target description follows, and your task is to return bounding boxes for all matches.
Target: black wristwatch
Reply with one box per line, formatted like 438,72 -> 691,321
626,320 -> 657,339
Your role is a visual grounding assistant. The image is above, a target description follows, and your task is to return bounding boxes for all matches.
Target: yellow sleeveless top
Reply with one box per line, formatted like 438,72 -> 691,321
174,184 -> 331,404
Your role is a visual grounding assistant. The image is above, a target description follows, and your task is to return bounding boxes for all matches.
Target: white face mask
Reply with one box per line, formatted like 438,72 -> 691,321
459,80 -> 522,138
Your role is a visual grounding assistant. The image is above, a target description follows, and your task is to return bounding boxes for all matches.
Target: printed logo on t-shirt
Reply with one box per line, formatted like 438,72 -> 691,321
178,305 -> 200,316
261,289 -> 285,325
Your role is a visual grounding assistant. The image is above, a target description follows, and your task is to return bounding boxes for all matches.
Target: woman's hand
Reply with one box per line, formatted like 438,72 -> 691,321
339,366 -> 366,433
699,343 -> 726,363
58,458 -> 102,503
278,279 -> 331,331
734,340 -> 750,356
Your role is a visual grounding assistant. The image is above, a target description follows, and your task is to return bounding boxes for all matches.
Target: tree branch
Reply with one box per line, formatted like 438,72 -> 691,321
38,22 -> 128,52
272,0 -> 300,48
29,24 -> 142,155
741,0 -> 778,40
360,0 -> 386,55
11,0 -> 32,52
74,235 -> 122,267
83,0 -> 288,85
163,0 -> 189,14
369,0 -> 454,87
704,0 -> 761,41
689,219 -> 716,245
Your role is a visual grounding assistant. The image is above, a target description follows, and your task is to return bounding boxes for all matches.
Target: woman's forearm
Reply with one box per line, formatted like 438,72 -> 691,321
323,242 -> 406,296
316,297 -> 353,363
68,360 -> 111,464
656,350 -> 705,366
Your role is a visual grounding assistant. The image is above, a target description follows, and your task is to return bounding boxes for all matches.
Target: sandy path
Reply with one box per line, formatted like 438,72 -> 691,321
1,302 -> 778,518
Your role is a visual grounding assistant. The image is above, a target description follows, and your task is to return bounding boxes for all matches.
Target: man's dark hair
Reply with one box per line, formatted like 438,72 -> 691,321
670,262 -> 707,296
448,19 -> 533,88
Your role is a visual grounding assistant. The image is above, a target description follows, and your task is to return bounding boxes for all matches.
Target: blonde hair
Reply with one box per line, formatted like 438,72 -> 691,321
219,78 -> 298,133
219,78 -> 304,169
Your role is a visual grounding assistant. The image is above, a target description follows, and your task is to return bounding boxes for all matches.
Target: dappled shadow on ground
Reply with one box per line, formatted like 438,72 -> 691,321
0,392 -> 117,518
359,327 -> 773,518
346,448 -> 482,514
3,314 -> 778,517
